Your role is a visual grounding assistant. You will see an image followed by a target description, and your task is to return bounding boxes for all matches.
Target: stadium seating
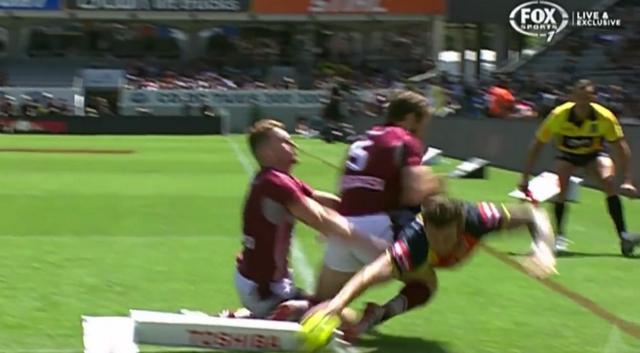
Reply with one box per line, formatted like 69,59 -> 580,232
507,0 -> 640,90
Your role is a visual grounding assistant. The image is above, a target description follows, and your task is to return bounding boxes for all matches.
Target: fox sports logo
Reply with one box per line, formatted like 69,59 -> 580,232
510,1 -> 569,42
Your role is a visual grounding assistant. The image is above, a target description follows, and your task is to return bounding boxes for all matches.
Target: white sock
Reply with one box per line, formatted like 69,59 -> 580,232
284,299 -> 311,312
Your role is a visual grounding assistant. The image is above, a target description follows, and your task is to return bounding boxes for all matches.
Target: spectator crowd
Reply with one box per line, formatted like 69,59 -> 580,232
0,93 -> 71,119
1,1 -> 638,122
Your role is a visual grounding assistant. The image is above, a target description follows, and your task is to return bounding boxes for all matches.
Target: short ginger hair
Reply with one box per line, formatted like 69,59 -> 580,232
248,119 -> 285,157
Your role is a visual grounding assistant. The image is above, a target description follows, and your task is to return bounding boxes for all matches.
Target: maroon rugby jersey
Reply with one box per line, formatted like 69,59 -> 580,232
237,167 -> 313,297
338,125 -> 424,216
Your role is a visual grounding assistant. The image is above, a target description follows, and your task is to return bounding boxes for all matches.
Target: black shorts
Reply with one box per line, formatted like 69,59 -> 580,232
556,151 -> 609,167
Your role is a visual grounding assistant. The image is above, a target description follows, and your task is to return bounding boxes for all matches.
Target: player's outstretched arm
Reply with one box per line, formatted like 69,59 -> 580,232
300,256 -> 395,353
502,204 -> 557,278
502,204 -> 553,246
324,253 -> 397,316
288,196 -> 388,252
311,190 -> 341,210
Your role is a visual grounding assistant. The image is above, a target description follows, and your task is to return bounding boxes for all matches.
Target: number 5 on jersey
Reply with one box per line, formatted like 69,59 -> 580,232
345,140 -> 373,171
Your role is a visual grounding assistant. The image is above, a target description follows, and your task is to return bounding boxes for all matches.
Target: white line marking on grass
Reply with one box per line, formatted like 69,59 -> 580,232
602,327 -> 620,353
225,137 -> 316,292
290,237 -> 315,291
602,327 -> 634,353
1,349 -> 82,353
0,234 -> 239,240
226,135 -> 254,173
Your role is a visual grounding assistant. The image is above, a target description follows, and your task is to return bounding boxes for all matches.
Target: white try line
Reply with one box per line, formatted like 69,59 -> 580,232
225,137 -> 316,291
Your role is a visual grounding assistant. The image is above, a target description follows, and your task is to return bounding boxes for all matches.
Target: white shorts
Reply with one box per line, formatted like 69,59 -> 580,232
323,213 -> 394,273
234,270 -> 300,318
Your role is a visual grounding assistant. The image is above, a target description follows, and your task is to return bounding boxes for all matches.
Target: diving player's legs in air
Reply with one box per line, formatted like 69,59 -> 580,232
344,266 -> 437,342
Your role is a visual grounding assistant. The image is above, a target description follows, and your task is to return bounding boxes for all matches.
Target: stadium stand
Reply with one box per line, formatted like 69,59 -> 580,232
499,0 -> 640,120
0,0 -> 637,122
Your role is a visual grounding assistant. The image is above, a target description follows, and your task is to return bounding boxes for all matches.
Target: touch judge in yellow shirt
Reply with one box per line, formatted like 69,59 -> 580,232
519,79 -> 639,257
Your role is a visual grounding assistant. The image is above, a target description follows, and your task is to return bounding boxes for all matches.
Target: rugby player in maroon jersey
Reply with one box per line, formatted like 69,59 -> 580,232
314,91 -> 444,316
231,119 -> 387,319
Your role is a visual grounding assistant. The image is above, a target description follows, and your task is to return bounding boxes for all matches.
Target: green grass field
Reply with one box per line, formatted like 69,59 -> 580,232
1,134 -> 639,353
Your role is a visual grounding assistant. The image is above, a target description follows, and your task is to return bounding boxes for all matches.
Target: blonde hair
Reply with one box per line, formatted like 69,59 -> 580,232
248,119 -> 285,157
387,90 -> 429,123
422,196 -> 465,228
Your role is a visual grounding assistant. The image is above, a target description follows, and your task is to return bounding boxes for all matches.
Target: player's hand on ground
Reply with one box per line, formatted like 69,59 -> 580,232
521,242 -> 557,279
302,301 -> 335,322
299,302 -> 342,352
268,300 -> 306,321
620,181 -> 637,198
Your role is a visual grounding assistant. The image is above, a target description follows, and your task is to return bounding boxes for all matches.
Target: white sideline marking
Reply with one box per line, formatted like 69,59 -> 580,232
225,137 -> 315,291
